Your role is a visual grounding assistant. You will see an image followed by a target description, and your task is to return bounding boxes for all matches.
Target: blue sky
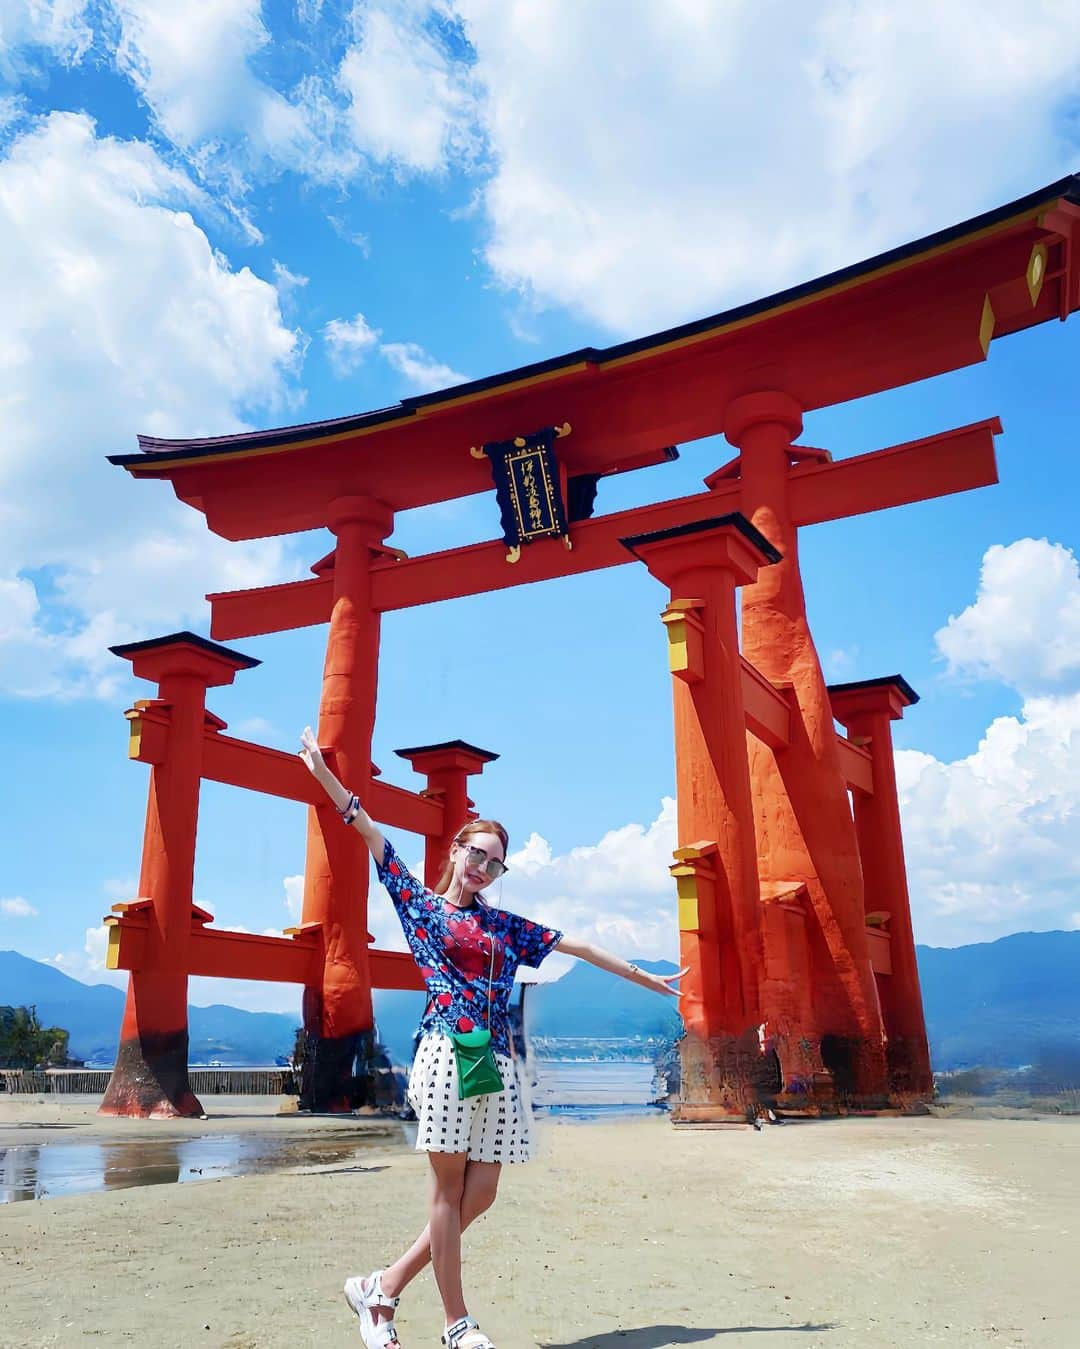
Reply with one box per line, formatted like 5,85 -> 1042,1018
2,2 -> 1079,1012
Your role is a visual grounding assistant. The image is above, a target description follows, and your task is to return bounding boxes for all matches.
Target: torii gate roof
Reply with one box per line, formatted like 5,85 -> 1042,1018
110,174 -> 1080,542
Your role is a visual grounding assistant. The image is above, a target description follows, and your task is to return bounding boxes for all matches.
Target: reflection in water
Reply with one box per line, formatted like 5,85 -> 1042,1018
1,1063 -> 661,1203
103,1139 -> 181,1191
0,1129 -> 401,1204
1,1147 -> 39,1203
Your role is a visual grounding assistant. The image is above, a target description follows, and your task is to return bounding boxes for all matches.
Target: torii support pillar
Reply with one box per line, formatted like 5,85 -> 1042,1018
623,514 -> 779,1120
395,741 -> 500,888
828,677 -> 933,1100
300,495 -> 394,1112
99,633 -> 259,1118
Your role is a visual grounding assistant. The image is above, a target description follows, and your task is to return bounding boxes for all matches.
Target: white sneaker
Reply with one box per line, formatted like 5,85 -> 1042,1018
344,1270 -> 402,1348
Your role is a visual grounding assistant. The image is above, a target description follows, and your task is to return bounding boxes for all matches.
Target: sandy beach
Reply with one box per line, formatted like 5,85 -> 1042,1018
1,1098 -> 1077,1349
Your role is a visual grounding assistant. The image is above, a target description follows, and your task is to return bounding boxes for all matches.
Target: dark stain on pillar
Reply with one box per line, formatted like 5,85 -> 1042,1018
299,1029 -> 377,1113
99,1030 -> 203,1118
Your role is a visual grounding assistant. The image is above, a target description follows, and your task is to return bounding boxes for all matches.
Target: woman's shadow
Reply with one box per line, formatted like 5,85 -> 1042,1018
542,1324 -> 835,1347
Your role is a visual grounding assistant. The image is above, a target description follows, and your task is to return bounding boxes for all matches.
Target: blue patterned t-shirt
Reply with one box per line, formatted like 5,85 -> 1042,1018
376,838 -> 563,1056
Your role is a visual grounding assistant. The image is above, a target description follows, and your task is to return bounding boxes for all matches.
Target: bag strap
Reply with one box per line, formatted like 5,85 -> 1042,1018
483,919 -> 495,1030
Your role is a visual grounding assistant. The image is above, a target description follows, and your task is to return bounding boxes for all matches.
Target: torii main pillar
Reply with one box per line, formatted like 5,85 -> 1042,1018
725,392 -> 888,1098
300,494 -> 393,1111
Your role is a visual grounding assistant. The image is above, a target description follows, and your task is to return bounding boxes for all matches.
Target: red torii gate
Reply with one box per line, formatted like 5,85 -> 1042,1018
100,176 -> 1080,1119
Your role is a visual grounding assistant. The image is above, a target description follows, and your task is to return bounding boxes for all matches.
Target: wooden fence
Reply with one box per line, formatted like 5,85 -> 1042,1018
0,1068 -> 294,1095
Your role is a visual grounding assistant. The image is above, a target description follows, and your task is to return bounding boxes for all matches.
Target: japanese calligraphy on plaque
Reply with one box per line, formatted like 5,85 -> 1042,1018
481,426 -> 571,561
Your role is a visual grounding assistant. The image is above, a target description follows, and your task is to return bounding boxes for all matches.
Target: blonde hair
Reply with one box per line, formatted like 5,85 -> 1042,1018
436,818 -> 509,894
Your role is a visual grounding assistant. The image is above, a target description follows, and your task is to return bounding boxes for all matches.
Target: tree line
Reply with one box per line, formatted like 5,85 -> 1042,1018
0,1006 -> 71,1068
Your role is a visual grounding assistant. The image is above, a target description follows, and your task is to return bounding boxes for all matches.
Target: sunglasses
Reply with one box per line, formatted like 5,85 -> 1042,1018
458,843 -> 509,881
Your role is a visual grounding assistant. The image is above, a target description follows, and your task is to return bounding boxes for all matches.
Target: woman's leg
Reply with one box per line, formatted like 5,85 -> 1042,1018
369,1160 -> 502,1323
426,1150 -> 469,1325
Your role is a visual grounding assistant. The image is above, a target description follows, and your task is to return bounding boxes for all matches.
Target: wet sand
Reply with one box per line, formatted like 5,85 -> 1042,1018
1,1099 -> 1077,1348
0,1096 -> 404,1149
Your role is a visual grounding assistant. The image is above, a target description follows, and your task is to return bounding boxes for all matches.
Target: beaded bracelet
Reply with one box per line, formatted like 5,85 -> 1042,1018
341,793 -> 360,825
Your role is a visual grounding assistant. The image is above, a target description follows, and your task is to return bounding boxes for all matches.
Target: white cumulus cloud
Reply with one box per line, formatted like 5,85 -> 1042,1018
358,805 -> 677,982
323,314 -> 467,390
0,111 -> 303,698
94,0 -> 478,190
337,1 -> 481,175
43,923 -> 125,988
112,0 -> 342,189
380,340 -> 467,390
11,1 -> 1077,346
0,0 -> 93,81
1,896 -> 37,918
898,539 -> 1080,945
323,311 -> 380,374
935,539 -> 1080,698
283,874 -> 304,923
455,0 -> 1080,332
898,694 -> 1080,946
493,798 -> 680,980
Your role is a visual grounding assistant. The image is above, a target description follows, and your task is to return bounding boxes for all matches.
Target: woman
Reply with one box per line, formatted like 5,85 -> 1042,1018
299,727 -> 684,1349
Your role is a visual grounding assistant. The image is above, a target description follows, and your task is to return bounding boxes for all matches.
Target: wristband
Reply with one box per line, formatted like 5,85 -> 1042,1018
341,793 -> 360,825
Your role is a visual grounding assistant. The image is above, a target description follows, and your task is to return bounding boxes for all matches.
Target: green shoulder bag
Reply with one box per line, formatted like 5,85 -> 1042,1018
449,1026 -> 504,1099
447,919 -> 504,1100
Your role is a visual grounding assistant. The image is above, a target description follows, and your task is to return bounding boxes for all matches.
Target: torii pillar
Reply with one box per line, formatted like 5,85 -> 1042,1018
623,514 -> 780,1119
828,676 -> 932,1098
725,392 -> 888,1100
395,741 -> 500,888
300,494 -> 394,1112
100,633 -> 259,1118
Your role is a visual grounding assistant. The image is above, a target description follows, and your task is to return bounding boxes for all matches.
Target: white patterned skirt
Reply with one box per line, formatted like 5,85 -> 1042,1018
406,1031 -> 534,1165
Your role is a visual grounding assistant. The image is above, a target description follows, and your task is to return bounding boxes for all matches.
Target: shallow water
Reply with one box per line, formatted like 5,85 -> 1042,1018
0,1130 -> 395,1204
532,1058 -> 660,1108
0,1060 -> 665,1203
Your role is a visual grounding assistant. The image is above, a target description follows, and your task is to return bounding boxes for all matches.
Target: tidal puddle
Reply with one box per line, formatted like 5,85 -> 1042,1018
537,1103 -> 667,1123
0,1130 -> 400,1203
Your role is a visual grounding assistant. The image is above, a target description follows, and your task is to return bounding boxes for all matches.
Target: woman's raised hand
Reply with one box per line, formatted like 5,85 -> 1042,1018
298,725 -> 326,777
647,966 -> 689,999
298,728 -> 383,860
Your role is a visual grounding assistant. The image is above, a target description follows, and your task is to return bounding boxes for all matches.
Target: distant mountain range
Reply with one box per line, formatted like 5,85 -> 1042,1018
918,930 -> 1080,1068
528,957 -> 683,1042
0,950 -> 306,1067
3,929 -> 1079,1071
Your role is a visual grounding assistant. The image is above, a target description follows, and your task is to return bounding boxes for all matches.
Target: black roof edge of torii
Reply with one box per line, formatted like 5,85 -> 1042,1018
108,172 -> 1080,470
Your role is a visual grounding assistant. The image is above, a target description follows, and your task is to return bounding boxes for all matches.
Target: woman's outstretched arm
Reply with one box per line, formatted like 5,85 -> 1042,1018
298,726 -> 386,863
554,935 -> 687,998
